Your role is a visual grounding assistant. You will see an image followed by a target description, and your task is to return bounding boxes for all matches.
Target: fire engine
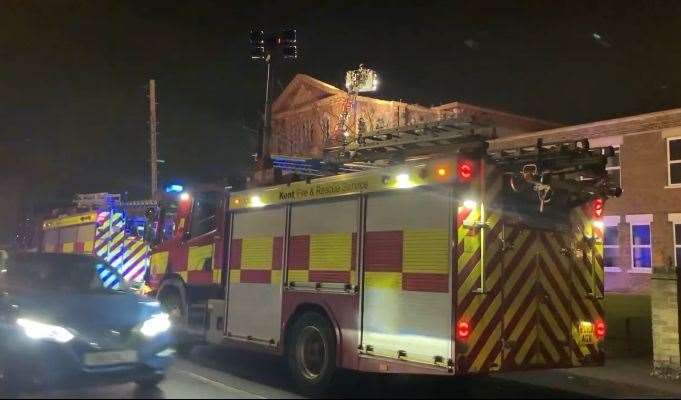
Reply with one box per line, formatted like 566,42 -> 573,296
145,118 -> 621,393
41,193 -> 153,288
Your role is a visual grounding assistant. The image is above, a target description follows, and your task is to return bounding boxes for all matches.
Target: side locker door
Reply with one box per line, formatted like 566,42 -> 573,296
536,228 -> 574,368
362,187 -> 453,365
500,220 -> 540,370
226,206 -> 287,346
569,205 -> 605,366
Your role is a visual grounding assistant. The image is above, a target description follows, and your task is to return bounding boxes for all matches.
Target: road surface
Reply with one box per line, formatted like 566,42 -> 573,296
12,345 -> 593,399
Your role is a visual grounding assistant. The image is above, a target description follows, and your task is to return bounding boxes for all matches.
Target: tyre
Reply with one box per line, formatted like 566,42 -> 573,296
135,374 -> 165,389
287,312 -> 337,395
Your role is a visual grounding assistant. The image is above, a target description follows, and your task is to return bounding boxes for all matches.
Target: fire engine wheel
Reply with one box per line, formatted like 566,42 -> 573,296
287,312 -> 337,395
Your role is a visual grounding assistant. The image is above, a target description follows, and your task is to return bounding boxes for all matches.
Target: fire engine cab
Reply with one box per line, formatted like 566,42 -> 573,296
145,118 -> 620,393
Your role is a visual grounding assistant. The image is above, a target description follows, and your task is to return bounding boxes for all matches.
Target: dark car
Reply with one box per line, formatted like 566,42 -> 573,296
0,252 -> 175,393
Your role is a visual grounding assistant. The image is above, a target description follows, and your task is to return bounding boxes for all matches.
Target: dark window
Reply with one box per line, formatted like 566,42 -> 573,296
604,225 -> 619,269
604,226 -> 619,246
604,247 -> 619,269
674,224 -> 681,266
670,138 -> 681,161
606,148 -> 621,188
189,192 -> 219,238
669,139 -> 681,185
671,164 -> 681,185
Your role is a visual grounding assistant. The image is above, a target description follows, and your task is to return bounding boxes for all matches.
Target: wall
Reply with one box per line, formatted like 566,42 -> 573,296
651,272 -> 680,378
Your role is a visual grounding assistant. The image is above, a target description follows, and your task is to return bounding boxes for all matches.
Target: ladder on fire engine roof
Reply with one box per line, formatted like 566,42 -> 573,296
272,117 -> 494,176
329,117 -> 495,163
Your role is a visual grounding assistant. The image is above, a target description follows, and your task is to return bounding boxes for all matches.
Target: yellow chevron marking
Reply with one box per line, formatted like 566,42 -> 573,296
540,305 -> 568,343
469,295 -> 502,371
539,326 -> 561,363
309,233 -> 352,271
179,271 -> 188,282
506,285 -> 536,341
460,260 -> 502,322
515,322 -> 537,365
212,269 -> 221,284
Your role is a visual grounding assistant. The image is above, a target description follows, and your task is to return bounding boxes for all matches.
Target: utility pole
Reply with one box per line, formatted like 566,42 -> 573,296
148,79 -> 159,200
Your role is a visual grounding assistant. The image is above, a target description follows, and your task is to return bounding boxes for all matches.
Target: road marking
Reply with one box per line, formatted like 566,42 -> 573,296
175,369 -> 266,399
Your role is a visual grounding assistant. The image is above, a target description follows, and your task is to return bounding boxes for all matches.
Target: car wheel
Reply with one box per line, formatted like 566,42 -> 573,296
135,374 -> 165,389
287,312 -> 337,395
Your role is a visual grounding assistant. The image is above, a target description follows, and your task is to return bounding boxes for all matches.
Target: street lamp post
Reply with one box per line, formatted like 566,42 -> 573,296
250,29 -> 297,167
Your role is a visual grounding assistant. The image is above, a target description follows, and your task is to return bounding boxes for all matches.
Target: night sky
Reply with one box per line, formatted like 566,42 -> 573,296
2,0 -> 681,215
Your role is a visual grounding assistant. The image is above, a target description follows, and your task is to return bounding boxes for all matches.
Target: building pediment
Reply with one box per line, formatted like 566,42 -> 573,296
272,74 -> 344,114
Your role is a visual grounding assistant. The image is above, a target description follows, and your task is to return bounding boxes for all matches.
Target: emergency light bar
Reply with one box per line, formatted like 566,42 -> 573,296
165,184 -> 184,193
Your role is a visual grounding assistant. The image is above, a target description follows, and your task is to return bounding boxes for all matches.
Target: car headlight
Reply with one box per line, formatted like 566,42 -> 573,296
139,313 -> 171,337
16,318 -> 75,343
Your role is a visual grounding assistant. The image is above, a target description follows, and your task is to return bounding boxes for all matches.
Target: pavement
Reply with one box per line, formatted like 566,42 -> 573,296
6,347 -> 681,399
499,357 -> 681,399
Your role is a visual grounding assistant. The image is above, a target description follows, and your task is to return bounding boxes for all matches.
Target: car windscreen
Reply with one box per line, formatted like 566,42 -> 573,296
0,253 -> 129,293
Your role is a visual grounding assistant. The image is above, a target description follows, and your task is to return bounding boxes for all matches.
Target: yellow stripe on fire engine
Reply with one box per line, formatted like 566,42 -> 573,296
403,229 -> 449,274
288,270 -> 309,283
83,241 -> 94,253
179,271 -> 188,282
230,270 -> 241,283
43,211 -> 97,230
229,156 -> 464,210
241,237 -> 273,269
150,251 -> 169,276
271,270 -> 282,285
364,272 -> 402,289
212,269 -> 221,284
309,233 -> 352,271
62,242 -> 74,253
188,244 -> 214,272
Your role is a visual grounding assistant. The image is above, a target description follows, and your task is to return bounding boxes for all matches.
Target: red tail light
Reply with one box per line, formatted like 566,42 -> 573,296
593,198 -> 604,218
595,320 -> 606,340
457,159 -> 474,182
457,320 -> 471,340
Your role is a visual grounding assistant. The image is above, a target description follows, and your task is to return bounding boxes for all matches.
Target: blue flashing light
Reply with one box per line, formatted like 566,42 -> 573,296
165,184 -> 184,193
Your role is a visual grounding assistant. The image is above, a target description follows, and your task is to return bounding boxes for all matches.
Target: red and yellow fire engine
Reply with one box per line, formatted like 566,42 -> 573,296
145,119 -> 620,393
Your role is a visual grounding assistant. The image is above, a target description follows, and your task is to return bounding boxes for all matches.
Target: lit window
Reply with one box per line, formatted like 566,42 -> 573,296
606,147 -> 621,189
668,138 -> 681,186
604,224 -> 620,272
631,224 -> 652,270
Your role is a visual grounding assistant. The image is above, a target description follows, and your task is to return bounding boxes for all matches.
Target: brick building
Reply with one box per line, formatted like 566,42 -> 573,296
490,108 -> 681,293
269,74 -> 681,294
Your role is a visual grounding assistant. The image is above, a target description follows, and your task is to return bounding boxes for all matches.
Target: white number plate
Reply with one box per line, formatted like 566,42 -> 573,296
83,350 -> 138,367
